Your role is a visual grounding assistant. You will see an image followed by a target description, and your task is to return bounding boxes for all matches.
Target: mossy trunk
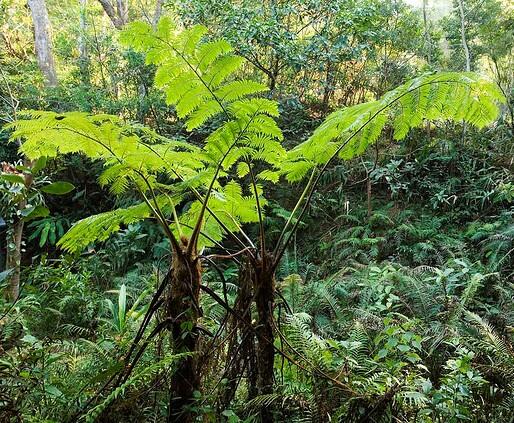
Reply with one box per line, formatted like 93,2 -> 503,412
167,247 -> 202,423
254,256 -> 275,422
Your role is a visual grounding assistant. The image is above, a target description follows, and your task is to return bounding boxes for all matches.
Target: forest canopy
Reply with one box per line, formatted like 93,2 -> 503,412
0,0 -> 513,422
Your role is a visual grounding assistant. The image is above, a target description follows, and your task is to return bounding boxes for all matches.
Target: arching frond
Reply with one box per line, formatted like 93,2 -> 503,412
8,111 -> 203,197
284,72 -> 505,182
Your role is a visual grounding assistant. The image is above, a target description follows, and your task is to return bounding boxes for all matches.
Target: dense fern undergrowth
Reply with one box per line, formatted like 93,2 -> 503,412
1,1 -> 514,422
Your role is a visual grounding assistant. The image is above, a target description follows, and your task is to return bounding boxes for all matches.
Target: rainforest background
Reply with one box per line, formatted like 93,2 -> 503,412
0,0 -> 513,422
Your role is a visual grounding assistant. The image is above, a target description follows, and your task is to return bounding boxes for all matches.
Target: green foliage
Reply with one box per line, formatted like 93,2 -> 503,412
1,2 -> 513,422
284,72 -> 504,181
101,284 -> 148,334
7,20 -> 289,252
121,18 -> 285,177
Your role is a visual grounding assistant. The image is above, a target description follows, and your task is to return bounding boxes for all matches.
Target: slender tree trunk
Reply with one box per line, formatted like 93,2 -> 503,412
423,0 -> 432,66
4,161 -> 32,302
152,0 -> 164,29
78,0 -> 90,85
167,244 -> 202,423
367,175 -> 372,219
491,57 -> 514,137
253,254 -> 275,422
5,219 -> 23,301
457,0 -> 470,142
27,0 -> 58,87
457,0 -> 471,72
321,61 -> 334,114
97,0 -> 126,29
116,0 -> 128,27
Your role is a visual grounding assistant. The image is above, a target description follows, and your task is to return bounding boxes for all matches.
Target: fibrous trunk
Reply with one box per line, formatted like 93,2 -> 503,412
219,258 -> 256,411
167,245 -> 202,423
253,254 -> 276,422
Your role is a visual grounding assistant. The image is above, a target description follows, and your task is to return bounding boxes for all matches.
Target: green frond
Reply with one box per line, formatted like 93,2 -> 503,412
178,180 -> 266,248
122,18 -> 269,131
57,202 -> 154,253
9,111 -> 204,198
284,72 -> 505,181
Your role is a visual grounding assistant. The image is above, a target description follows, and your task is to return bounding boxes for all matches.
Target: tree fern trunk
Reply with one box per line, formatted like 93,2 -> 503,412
167,246 -> 202,423
254,255 -> 275,422
219,259 -> 256,410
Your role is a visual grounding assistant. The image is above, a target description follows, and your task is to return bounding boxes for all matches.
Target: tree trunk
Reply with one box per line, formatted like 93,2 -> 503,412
78,0 -> 90,85
457,0 -> 470,142
152,0 -> 164,29
4,162 -> 32,302
27,0 -> 58,87
116,0 -> 128,27
253,254 -> 275,422
321,61 -> 334,114
167,245 -> 202,423
367,175 -> 372,219
97,0 -> 126,29
5,219 -> 23,301
219,259 -> 256,411
423,0 -> 432,66
457,0 -> 471,72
